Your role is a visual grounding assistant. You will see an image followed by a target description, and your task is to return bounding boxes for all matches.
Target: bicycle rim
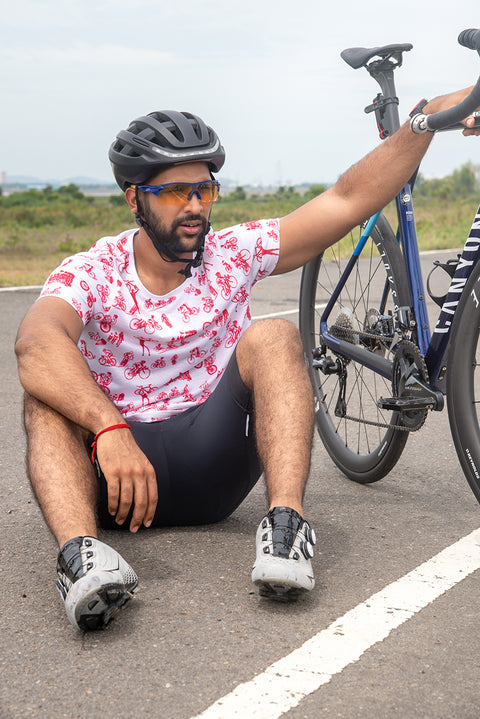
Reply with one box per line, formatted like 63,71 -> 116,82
299,215 -> 411,483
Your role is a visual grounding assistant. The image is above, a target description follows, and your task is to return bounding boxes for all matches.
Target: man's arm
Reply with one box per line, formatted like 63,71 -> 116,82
274,87 -> 479,275
15,296 -> 158,532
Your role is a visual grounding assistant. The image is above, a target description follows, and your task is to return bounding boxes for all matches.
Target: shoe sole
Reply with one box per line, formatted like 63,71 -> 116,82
252,557 -> 314,600
65,572 -> 138,630
257,581 -> 303,601
76,583 -> 137,630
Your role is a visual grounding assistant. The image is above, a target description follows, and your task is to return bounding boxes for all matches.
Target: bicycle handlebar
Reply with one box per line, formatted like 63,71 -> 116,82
458,28 -> 480,51
425,29 -> 480,132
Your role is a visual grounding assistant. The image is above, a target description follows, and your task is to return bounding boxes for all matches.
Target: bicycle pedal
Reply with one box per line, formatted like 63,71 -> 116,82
377,396 -> 435,411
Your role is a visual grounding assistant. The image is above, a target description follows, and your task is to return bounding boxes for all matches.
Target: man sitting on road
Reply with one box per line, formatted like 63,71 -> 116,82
15,94 -> 480,631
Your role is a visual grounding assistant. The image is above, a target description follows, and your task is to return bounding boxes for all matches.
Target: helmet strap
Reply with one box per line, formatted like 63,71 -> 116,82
134,186 -> 207,279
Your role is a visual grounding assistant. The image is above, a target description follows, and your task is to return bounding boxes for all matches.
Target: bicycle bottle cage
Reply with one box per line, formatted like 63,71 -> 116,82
426,257 -> 460,307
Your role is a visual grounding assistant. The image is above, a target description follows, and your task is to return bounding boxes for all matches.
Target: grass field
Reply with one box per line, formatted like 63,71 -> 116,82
0,187 -> 478,287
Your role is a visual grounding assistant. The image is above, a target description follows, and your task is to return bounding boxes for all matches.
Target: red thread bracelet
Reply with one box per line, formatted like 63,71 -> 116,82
91,423 -> 131,463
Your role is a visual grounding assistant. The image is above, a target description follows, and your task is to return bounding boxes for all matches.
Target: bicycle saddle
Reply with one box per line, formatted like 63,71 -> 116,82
341,43 -> 413,69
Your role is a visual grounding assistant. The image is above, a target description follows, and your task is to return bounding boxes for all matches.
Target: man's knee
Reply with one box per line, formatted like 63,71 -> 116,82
239,318 -> 302,352
23,392 -> 87,444
23,392 -> 47,432
236,319 -> 304,387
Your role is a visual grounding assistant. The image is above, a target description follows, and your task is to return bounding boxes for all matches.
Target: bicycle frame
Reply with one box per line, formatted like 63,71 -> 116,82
319,54 -> 480,396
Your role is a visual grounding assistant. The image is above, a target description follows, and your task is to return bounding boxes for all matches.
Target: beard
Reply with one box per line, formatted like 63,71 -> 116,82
142,199 -> 209,257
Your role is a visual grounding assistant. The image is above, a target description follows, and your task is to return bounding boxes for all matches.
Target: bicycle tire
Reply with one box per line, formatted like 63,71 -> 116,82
299,213 -> 412,483
447,259 -> 480,503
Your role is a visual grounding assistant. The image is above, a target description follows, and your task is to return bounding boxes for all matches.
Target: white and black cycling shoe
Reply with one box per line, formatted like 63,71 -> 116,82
56,536 -> 138,631
252,506 -> 316,599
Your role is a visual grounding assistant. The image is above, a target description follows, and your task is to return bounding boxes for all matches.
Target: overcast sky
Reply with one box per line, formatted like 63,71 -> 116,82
1,0 -> 479,186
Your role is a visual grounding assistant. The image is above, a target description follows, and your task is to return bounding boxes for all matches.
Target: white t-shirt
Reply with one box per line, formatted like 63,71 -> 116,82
40,219 -> 280,421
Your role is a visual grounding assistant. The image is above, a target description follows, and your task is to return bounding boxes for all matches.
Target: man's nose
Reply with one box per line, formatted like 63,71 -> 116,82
184,190 -> 204,211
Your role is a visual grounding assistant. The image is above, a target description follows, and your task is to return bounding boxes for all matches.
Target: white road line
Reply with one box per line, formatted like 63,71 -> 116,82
252,304 -> 326,321
252,308 -> 299,320
192,527 -> 480,719
0,284 -> 42,293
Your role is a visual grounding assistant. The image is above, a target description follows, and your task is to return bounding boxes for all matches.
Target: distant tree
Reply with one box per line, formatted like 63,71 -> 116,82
57,183 -> 85,200
109,194 -> 126,206
452,164 -> 476,196
274,185 -> 301,201
226,186 -> 247,201
416,163 -> 477,200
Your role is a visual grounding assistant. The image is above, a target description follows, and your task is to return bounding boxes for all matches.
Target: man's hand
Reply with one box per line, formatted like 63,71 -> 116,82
96,427 -> 158,532
463,112 -> 480,136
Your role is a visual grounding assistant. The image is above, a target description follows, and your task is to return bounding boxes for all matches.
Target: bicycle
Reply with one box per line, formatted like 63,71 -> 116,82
298,29 -> 480,502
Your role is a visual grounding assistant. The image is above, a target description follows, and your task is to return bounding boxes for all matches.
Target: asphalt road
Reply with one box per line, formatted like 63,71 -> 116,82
1,253 -> 480,719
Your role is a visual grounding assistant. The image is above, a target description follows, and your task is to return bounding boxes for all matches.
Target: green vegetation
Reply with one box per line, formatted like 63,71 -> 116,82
0,165 -> 478,287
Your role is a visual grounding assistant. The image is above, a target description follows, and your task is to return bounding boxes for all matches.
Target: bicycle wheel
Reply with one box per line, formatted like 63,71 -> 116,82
299,213 -> 411,483
447,259 -> 480,503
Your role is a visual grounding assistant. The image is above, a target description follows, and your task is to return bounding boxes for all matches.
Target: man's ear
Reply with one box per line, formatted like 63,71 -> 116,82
125,186 -> 137,215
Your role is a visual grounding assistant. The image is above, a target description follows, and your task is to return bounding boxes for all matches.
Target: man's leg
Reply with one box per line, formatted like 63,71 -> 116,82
24,393 -> 138,630
235,319 -> 315,515
236,319 -> 317,598
24,392 -> 99,547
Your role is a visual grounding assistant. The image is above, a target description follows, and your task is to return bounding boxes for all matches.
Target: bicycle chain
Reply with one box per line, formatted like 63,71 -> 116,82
340,413 -> 413,431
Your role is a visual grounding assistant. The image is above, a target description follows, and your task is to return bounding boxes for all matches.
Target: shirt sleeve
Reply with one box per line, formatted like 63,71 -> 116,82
235,218 -> 280,284
39,253 -> 99,324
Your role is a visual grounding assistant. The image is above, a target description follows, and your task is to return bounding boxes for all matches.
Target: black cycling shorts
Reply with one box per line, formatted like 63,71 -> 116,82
92,351 -> 262,529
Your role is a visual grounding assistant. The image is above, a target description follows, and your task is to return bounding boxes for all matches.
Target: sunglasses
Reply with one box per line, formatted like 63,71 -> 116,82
137,180 -> 220,206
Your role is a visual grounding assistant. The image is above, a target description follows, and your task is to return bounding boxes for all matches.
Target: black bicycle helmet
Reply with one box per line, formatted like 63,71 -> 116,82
109,110 -> 225,189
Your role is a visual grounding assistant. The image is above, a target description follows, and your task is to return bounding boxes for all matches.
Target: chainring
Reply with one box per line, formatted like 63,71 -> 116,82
392,340 -> 429,431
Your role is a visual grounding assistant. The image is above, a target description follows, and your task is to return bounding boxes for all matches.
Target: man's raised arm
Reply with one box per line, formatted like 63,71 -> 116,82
275,86 -> 480,275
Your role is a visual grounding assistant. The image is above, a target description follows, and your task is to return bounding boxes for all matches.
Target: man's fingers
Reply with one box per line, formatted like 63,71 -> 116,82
129,466 -> 158,532
461,111 -> 480,135
107,476 -> 120,517
129,483 -> 147,533
143,470 -> 159,528
116,479 -> 133,525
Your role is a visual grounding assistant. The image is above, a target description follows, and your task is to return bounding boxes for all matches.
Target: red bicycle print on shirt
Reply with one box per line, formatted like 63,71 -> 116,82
96,284 -> 110,304
215,272 -> 238,300
79,340 -> 95,360
254,238 -> 279,265
231,249 -> 251,275
124,360 -> 151,380
225,320 -> 242,348
107,331 -> 124,348
178,303 -> 200,322
88,331 -> 107,346
77,263 -> 97,280
134,384 -> 158,407
99,349 -> 118,366
232,285 -> 249,306
91,371 -> 113,392
129,315 -> 162,335
93,312 -> 118,334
